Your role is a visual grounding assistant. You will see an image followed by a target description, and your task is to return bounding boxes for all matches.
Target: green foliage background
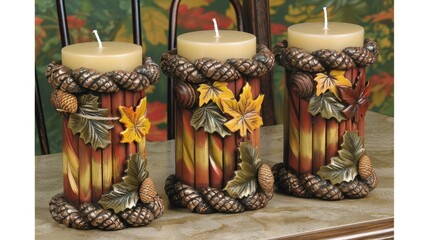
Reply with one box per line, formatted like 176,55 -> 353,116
35,0 -> 394,155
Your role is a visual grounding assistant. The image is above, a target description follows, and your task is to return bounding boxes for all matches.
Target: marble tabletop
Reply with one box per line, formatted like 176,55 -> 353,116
35,111 -> 394,239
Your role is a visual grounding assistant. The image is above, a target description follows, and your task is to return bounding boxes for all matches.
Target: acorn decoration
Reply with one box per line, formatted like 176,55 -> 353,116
50,89 -> 78,113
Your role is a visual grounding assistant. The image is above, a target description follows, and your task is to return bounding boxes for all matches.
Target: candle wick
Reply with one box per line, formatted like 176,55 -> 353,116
92,30 -> 103,48
212,18 -> 220,38
323,7 -> 328,30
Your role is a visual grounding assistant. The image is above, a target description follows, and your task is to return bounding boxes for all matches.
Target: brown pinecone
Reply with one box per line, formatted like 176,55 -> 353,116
284,47 -> 325,72
363,170 -> 378,191
80,203 -> 124,231
200,187 -> 244,213
174,80 -> 198,109
161,50 -> 179,77
174,182 -> 210,213
272,163 -> 310,198
289,71 -> 314,98
258,164 -> 274,194
139,177 -> 157,204
143,195 -> 165,219
136,57 -> 160,85
50,90 -> 78,113
109,70 -> 149,91
175,58 -> 205,83
49,193 -> 64,222
73,68 -> 119,93
339,179 -> 370,199
358,154 -> 373,180
164,175 -> 183,207
240,192 -> 269,210
194,58 -> 240,82
52,198 -> 91,230
301,173 -> 343,200
46,61 -> 84,93
119,203 -> 154,227
312,49 -> 355,70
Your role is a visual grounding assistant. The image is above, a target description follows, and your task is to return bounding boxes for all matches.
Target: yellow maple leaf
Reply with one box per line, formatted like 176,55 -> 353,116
314,70 -> 351,98
118,97 -> 151,144
142,8 -> 168,45
197,81 -> 235,108
221,83 -> 264,137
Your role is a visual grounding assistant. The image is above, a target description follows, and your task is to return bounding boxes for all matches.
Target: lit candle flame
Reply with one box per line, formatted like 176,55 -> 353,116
92,30 -> 103,48
212,18 -> 220,38
323,7 -> 328,30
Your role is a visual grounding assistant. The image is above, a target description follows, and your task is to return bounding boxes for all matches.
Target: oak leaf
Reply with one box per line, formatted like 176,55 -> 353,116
221,83 -> 264,138
197,81 -> 235,108
314,70 -> 351,98
338,74 -> 372,123
118,97 -> 151,144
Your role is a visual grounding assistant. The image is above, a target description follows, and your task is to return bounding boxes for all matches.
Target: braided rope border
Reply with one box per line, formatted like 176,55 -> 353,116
164,175 -> 273,214
49,193 -> 164,231
273,38 -> 378,73
271,163 -> 377,201
46,57 -> 160,94
160,44 -> 275,84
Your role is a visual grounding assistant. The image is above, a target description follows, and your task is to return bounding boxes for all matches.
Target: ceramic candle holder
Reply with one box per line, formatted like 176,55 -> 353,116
272,38 -> 379,200
161,44 -> 276,214
45,58 -> 164,230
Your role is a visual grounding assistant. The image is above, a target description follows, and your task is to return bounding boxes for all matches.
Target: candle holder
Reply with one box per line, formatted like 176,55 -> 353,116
45,58 -> 165,230
161,44 -> 276,213
272,38 -> 379,200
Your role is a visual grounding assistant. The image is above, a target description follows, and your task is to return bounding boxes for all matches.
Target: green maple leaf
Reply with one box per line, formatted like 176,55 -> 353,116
190,102 -> 231,137
317,131 -> 365,185
308,92 -> 347,122
224,142 -> 262,199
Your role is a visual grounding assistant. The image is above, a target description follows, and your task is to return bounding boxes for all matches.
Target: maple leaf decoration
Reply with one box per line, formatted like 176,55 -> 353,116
221,83 -> 264,137
314,70 -> 351,98
118,97 -> 151,144
338,73 -> 372,123
197,81 -> 235,108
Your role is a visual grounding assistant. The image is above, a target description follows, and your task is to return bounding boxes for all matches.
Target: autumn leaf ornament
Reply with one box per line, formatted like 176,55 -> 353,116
221,83 -> 264,138
314,70 -> 351,98
118,97 -> 151,144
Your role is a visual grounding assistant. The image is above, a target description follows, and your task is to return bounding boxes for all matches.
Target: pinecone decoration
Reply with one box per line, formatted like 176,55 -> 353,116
339,180 -> 370,199
301,173 -> 344,200
175,58 -> 204,84
173,182 -> 207,213
312,49 -> 355,70
273,164 -> 310,197
200,187 -> 244,213
194,58 -> 240,82
52,198 -> 91,230
50,90 -> 78,113
174,80 -> 198,109
49,193 -> 64,221
363,170 -> 378,191
284,47 -> 325,72
358,154 -> 373,180
164,175 -> 183,207
240,192 -> 269,210
258,163 -> 274,194
46,61 -> 84,93
80,203 -> 124,231
73,68 -> 119,93
289,71 -> 314,98
139,177 -> 157,204
143,195 -> 165,219
119,203 -> 154,227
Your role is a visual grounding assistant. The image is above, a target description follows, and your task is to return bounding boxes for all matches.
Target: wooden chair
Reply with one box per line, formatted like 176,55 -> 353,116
166,0 -> 275,139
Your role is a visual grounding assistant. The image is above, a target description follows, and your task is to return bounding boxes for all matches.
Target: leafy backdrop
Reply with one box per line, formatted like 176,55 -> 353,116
35,0 -> 394,155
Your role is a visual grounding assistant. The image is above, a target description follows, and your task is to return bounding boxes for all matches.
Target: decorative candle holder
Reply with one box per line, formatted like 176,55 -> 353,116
161,44 -> 276,213
272,38 -> 379,200
46,58 -> 164,230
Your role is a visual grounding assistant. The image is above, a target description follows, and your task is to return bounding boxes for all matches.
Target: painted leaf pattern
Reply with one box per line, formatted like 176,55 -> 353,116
98,153 -> 148,213
221,83 -> 264,137
190,102 -> 231,137
317,131 -> 365,185
197,81 -> 235,108
308,92 -> 346,122
224,142 -> 262,198
118,97 -> 151,144
314,70 -> 351,98
142,7 -> 168,45
68,94 -> 114,150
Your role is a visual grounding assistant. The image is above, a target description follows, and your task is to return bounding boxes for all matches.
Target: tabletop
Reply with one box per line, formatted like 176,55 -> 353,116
35,111 -> 394,239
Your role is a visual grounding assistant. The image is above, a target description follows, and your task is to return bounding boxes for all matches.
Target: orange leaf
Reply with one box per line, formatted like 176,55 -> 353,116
221,83 -> 264,137
118,97 -> 151,144
314,70 -> 351,98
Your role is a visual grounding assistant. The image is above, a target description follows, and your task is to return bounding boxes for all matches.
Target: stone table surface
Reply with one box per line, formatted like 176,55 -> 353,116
35,111 -> 394,239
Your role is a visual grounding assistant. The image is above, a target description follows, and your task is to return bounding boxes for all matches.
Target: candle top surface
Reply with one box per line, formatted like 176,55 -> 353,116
62,42 -> 142,56
288,22 -> 364,52
177,30 -> 256,45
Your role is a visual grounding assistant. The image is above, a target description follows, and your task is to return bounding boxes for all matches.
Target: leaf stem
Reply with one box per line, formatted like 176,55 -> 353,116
57,109 -> 120,121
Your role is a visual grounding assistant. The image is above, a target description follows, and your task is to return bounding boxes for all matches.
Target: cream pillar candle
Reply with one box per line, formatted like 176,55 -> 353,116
177,30 -> 256,62
287,22 -> 364,52
62,41 -> 142,73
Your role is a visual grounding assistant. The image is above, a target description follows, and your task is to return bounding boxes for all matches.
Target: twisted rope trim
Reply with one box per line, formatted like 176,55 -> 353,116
46,57 -> 160,94
271,163 -> 377,201
273,38 -> 379,73
160,44 -> 275,84
164,175 -> 273,214
49,193 -> 164,231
